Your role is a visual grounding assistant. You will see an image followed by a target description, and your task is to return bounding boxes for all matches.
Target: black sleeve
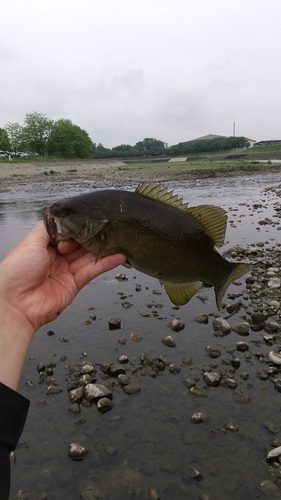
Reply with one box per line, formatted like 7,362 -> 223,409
0,382 -> 30,500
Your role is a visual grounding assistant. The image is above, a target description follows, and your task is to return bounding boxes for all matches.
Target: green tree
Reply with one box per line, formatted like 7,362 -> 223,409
48,119 -> 93,158
23,112 -> 53,156
4,123 -> 23,152
0,128 -> 11,150
134,138 -> 166,156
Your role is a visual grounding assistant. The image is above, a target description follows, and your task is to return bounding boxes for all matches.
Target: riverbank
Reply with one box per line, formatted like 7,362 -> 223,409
1,159 -> 281,186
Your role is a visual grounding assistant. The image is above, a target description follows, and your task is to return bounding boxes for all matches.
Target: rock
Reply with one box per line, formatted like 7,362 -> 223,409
190,412 -> 209,423
14,491 -> 28,500
129,333 -> 142,341
69,386 -> 84,404
236,341 -> 249,352
189,466 -> 203,480
213,316 -> 231,334
183,378 -> 196,389
109,364 -> 126,376
36,362 -> 46,373
167,319 -> 185,332
47,385 -> 62,395
258,479 -> 280,495
189,386 -> 207,397
117,374 -> 131,386
224,419 -> 239,432
118,355 -> 129,364
169,364 -> 181,374
148,488 -> 160,500
232,322 -> 250,336
267,446 -> 281,461
122,383 -> 141,395
68,443 -> 88,460
269,350 -> 281,365
118,337 -> 126,345
81,364 -> 95,374
203,372 -> 221,387
115,273 -> 127,281
68,403 -> 81,414
182,355 -> 192,365
84,383 -> 112,402
268,277 -> 281,289
97,397 -> 113,413
108,317 -> 122,330
193,313 -> 209,324
227,379 -> 237,389
161,335 -> 176,347
233,389 -> 251,403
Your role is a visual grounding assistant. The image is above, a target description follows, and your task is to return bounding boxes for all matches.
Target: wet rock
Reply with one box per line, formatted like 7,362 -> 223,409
213,316 -> 231,334
157,354 -> 170,366
81,364 -> 95,374
129,333 -> 142,341
161,335 -> 176,347
68,442 -> 88,460
148,488 -> 160,500
232,322 -> 250,336
80,481 -> 106,500
258,479 -> 280,495
265,422 -> 278,434
190,412 -> 209,423
227,379 -> 237,389
236,341 -> 249,352
36,362 -> 46,373
97,397 -> 113,413
47,385 -> 63,395
141,355 -> 159,377
169,364 -> 181,374
189,466 -> 203,480
121,301 -> 133,309
117,374 -> 131,386
14,491 -> 28,500
269,350 -> 281,365
183,378 -> 196,389
274,379 -> 281,392
268,277 -> 281,289
122,383 -> 141,395
224,419 -> 239,432
189,386 -> 207,397
117,354 -> 129,364
69,387 -> 84,404
240,372 -> 249,380
167,319 -> 185,332
203,371 -> 221,387
115,273 -> 128,281
109,364 -> 126,376
118,337 -> 126,345
267,446 -> 281,461
68,403 -> 81,414
194,313 -> 209,324
182,355 -> 192,365
108,317 -> 122,330
231,357 -> 241,368
84,383 -> 112,402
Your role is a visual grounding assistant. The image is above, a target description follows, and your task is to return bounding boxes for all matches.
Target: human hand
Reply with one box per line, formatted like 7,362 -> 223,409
0,221 -> 126,390
0,221 -> 126,335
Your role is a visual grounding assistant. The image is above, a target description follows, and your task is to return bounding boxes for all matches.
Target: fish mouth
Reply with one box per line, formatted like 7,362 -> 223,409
42,206 -> 63,245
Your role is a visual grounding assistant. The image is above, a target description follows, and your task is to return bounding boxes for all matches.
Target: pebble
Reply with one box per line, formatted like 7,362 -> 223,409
232,322 -> 250,336
97,397 -> 113,413
190,412 -> 209,423
213,316 -> 231,334
224,419 -> 239,432
161,335 -> 176,347
129,333 -> 142,341
236,341 -> 249,352
108,317 -> 122,330
167,319 -> 185,332
258,479 -> 280,495
36,362 -> 46,373
148,488 -> 160,500
69,386 -> 84,404
47,385 -> 63,395
115,273 -> 128,281
68,443 -> 88,460
268,350 -> 281,365
193,313 -> 209,324
169,364 -> 181,374
203,371 -> 221,387
189,386 -> 207,397
267,445 -> 281,461
84,383 -> 112,402
122,383 -> 141,395
118,354 -> 129,364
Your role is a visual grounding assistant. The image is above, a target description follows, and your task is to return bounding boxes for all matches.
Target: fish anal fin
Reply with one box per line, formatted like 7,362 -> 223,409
215,263 -> 252,310
185,205 -> 227,247
162,281 -> 202,306
122,260 -> 133,269
136,182 -> 189,211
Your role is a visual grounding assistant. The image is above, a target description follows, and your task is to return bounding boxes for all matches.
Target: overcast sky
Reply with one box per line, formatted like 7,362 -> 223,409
1,0 -> 280,148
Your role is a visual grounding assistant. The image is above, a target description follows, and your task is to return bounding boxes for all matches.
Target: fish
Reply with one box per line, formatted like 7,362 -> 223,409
42,181 -> 252,309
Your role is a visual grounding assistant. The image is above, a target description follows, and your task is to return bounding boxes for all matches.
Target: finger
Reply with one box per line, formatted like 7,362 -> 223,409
74,253 -> 126,291
57,239 -> 80,254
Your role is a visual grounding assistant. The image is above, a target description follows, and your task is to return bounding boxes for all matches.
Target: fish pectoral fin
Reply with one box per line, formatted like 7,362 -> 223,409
162,281 -> 202,306
122,259 -> 133,269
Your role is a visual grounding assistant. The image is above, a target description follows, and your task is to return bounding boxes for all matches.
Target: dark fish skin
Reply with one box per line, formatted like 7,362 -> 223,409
42,183 -> 252,308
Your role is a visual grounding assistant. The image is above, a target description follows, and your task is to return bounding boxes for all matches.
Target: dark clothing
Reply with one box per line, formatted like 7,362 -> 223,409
0,382 -> 29,500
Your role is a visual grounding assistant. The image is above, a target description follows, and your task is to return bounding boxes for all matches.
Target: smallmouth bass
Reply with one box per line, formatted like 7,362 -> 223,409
43,182 -> 251,308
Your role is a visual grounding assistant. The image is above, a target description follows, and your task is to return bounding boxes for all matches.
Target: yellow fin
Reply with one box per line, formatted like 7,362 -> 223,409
162,281 -> 202,306
136,182 -> 189,211
185,205 -> 227,247
215,263 -> 252,310
122,261 -> 133,269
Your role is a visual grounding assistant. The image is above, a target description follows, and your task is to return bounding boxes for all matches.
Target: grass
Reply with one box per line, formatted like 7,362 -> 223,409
120,160 -> 264,172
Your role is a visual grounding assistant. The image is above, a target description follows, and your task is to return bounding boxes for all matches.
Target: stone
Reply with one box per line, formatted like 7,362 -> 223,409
117,374 -> 131,386
84,383 -> 112,402
68,442 -> 88,460
267,445 -> 281,461
167,319 -> 185,332
109,364 -> 126,376
203,371 -> 221,387
108,317 -> 122,330
69,386 -> 84,404
68,403 -> 81,414
213,317 -> 231,334
97,397 -> 113,413
193,313 -> 208,324
232,322 -> 250,336
122,383 -> 141,395
161,335 -> 176,347
169,364 -> 181,374
47,385 -> 62,395
258,480 -> 280,495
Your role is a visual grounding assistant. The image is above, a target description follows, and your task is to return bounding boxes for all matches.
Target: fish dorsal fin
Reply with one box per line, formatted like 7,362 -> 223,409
136,182 -> 189,211
185,205 -> 227,248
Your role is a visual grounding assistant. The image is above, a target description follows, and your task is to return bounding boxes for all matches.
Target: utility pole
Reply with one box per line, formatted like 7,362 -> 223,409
233,121 -> 236,137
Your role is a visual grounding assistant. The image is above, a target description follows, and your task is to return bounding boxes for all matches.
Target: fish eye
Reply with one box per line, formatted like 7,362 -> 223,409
61,204 -> 70,216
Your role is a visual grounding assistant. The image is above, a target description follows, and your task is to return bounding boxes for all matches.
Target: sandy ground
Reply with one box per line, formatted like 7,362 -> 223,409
1,159 -> 281,186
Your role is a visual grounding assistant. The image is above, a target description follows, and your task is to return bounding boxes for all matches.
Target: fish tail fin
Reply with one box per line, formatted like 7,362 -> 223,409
215,263 -> 252,310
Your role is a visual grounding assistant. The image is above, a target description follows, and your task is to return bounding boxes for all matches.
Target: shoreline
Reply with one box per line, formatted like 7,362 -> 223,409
1,160 -> 281,187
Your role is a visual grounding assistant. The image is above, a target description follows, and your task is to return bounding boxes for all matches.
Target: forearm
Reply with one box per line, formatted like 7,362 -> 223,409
0,300 -> 35,391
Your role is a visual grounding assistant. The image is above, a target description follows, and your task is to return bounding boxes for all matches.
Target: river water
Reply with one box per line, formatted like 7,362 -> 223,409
1,172 -> 281,499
